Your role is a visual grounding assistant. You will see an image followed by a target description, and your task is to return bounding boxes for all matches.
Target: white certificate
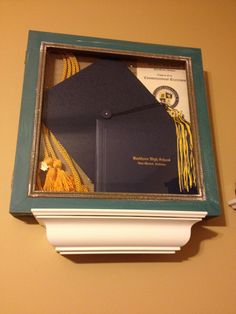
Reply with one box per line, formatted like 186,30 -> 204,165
136,67 -> 191,122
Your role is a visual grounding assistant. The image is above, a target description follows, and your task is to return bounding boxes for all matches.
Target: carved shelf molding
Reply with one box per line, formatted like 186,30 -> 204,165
31,208 -> 207,255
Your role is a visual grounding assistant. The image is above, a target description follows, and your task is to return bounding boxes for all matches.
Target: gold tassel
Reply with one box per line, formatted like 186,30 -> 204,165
165,105 -> 196,192
52,159 -> 76,192
49,130 -> 88,192
42,157 -> 57,192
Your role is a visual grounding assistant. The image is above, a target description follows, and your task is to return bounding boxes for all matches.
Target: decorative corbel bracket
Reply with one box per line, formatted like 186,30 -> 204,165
31,208 -> 207,255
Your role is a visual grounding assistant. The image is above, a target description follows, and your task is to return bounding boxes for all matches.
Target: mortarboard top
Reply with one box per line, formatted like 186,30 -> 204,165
42,59 -> 180,192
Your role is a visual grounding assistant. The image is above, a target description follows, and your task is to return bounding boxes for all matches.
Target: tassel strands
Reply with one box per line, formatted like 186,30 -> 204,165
49,130 -> 88,193
165,105 -> 196,192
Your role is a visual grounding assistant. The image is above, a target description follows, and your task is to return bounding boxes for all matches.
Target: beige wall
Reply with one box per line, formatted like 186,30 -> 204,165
1,0 -> 236,313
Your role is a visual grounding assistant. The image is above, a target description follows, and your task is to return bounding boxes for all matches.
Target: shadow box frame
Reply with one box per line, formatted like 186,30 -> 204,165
10,30 -> 220,217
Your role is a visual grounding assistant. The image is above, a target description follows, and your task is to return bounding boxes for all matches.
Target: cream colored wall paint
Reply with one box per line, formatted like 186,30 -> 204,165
0,0 -> 236,313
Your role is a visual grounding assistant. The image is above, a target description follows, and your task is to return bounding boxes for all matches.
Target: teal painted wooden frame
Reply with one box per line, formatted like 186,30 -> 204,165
10,30 -> 220,216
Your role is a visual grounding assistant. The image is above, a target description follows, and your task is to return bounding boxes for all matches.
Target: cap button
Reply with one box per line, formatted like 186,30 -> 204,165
101,110 -> 112,119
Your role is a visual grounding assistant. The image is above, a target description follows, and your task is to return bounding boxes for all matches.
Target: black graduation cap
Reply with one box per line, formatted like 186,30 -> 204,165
42,59 -> 180,193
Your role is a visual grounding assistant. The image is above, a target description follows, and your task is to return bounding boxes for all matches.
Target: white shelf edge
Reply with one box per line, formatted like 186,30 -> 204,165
31,208 -> 207,255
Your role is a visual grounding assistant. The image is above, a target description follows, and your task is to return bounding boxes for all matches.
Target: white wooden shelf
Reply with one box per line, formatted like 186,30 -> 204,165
32,208 -> 207,255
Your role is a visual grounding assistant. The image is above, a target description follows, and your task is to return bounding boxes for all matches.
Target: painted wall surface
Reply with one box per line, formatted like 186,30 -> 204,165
0,1 -> 236,313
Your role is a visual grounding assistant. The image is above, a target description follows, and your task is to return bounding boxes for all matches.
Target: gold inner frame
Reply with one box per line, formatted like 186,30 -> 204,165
29,42 -> 205,200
